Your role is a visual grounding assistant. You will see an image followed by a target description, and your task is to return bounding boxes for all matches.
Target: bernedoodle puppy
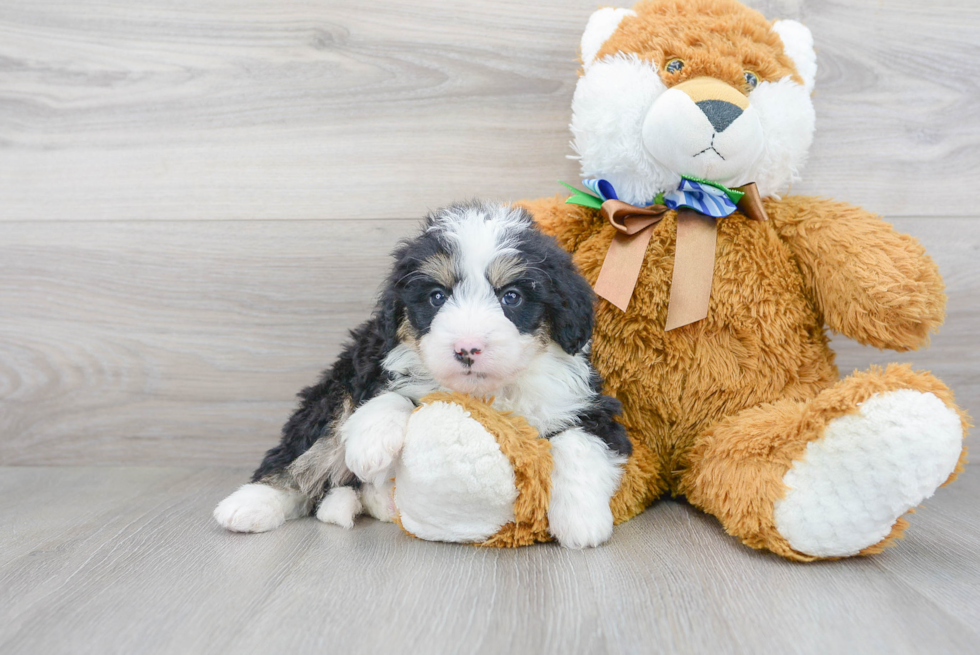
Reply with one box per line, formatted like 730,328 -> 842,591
214,200 -> 631,548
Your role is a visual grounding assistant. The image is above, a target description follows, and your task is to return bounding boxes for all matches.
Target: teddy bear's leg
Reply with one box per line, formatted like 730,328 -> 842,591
681,364 -> 968,561
610,433 -> 672,524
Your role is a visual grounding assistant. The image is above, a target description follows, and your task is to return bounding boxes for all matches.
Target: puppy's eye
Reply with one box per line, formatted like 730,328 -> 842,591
500,290 -> 522,307
665,58 -> 684,74
744,71 -> 759,90
429,289 -> 447,307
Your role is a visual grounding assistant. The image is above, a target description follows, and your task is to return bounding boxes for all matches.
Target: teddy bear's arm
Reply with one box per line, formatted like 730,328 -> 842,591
516,195 -> 606,253
769,195 -> 946,351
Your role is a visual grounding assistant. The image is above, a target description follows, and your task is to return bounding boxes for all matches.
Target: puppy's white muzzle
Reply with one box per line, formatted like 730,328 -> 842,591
419,291 -> 534,395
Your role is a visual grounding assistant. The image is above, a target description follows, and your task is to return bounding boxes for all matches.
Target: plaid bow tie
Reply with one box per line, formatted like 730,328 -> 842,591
559,177 -> 767,329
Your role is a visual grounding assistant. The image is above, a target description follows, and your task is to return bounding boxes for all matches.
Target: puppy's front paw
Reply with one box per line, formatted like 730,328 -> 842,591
345,438 -> 401,487
214,484 -> 293,533
342,393 -> 414,486
547,428 -> 625,549
548,500 -> 614,549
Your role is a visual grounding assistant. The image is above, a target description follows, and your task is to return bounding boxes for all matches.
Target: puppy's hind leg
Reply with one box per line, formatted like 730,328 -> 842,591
360,480 -> 396,523
315,486 -> 364,529
214,482 -> 311,533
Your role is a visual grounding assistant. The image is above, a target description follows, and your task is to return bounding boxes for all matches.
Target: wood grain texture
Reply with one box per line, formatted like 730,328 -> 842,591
0,216 -> 976,467
0,219 -> 417,465
0,465 -> 977,654
1,0 -> 978,221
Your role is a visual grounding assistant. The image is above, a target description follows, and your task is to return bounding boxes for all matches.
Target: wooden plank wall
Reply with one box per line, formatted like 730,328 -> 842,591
1,0 -> 978,465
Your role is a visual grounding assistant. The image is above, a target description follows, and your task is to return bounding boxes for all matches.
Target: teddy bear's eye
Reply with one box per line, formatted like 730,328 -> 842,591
665,58 -> 685,74
744,71 -> 759,90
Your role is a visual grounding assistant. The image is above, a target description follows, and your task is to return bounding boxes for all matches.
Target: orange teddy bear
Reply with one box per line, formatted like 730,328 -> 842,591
521,0 -> 970,560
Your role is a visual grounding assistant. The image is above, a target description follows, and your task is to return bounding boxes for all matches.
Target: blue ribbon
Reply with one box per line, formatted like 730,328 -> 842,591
581,177 -> 740,218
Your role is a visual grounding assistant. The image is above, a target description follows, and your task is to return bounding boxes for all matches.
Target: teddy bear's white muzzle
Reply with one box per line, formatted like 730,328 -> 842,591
642,85 -> 764,185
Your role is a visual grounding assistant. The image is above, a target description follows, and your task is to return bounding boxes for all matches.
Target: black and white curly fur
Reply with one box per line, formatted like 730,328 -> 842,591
214,201 -> 631,548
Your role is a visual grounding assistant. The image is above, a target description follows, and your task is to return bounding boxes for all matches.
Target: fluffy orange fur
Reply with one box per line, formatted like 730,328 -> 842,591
595,0 -> 802,88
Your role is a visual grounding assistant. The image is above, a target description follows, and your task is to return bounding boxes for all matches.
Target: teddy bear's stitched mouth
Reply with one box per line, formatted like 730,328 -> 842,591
692,132 -> 725,161
694,134 -> 726,160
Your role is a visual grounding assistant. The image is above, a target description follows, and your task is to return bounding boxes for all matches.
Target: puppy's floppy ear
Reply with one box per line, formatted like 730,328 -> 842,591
376,288 -> 402,352
375,241 -> 413,352
540,238 -> 596,355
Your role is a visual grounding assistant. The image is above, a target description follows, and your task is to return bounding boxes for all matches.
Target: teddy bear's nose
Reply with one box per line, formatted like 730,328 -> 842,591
696,100 -> 743,133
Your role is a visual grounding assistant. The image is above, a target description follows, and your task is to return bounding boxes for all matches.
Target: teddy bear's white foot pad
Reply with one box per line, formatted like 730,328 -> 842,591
316,486 -> 362,529
214,483 -> 308,533
395,401 -> 517,543
773,390 -> 963,557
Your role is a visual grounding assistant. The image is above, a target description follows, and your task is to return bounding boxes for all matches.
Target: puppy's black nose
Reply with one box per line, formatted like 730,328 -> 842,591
696,99 -> 743,133
454,345 -> 482,368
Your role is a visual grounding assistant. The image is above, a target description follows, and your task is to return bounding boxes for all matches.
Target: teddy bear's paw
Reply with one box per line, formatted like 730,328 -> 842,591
213,483 -> 308,533
360,480 -> 396,523
395,400 -> 519,543
315,486 -> 362,529
342,392 -> 415,487
773,389 -> 964,557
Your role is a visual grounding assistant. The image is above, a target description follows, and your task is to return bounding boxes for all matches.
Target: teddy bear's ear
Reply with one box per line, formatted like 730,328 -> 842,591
772,20 -> 817,93
581,7 -> 637,70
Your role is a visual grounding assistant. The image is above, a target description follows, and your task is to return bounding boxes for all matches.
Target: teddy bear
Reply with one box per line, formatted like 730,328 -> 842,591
517,0 -> 970,561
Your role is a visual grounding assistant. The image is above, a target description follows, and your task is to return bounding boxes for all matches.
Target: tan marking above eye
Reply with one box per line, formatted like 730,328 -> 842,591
418,253 -> 457,288
486,255 -> 526,289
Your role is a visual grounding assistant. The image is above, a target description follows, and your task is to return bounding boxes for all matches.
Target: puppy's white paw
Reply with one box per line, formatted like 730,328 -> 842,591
360,480 -> 396,523
548,428 -> 626,549
342,392 -> 414,486
214,483 -> 306,533
315,486 -> 362,529
549,499 -> 614,549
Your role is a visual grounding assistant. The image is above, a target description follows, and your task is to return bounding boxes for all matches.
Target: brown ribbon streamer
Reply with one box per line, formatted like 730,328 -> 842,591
592,182 -> 769,329
737,182 -> 768,224
664,210 -> 718,330
593,202 -> 669,311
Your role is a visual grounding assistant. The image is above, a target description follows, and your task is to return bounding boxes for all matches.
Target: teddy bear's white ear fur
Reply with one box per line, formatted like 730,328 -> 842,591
772,20 -> 817,93
581,7 -> 636,69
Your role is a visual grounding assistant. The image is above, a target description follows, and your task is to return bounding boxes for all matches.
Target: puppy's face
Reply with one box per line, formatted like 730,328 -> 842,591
384,202 -> 594,396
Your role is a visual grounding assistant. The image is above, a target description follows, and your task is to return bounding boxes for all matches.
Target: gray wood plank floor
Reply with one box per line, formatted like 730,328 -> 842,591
0,465 -> 977,655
